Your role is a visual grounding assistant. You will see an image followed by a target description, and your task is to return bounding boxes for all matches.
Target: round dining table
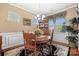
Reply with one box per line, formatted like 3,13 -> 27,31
35,35 -> 51,44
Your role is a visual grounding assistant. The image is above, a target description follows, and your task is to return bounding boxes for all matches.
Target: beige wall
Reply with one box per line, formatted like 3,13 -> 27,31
66,7 -> 79,31
0,3 -> 37,32
66,7 -> 76,20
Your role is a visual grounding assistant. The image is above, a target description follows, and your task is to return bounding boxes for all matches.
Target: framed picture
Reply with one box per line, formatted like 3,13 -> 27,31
23,18 -> 31,26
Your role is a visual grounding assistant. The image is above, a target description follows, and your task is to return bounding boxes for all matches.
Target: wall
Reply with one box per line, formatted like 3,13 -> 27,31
66,7 -> 76,20
0,3 -> 37,32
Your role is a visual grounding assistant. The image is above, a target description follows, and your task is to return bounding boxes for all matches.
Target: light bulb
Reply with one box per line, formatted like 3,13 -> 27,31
42,15 -> 45,20
36,14 -> 40,17
34,16 -> 37,19
38,18 -> 41,20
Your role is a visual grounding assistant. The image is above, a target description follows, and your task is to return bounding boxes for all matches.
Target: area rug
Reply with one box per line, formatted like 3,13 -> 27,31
16,44 -> 69,56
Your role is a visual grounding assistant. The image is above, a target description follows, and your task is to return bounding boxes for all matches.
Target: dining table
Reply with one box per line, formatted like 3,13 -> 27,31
35,35 -> 51,44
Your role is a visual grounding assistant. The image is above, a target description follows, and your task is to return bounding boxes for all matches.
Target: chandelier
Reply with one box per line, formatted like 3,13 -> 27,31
34,3 -> 45,20
34,14 -> 45,20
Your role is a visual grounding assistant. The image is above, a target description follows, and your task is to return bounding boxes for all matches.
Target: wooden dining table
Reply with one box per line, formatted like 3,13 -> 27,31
35,35 -> 50,44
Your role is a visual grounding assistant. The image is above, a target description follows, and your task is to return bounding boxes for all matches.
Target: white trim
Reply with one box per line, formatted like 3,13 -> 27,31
8,3 -> 34,15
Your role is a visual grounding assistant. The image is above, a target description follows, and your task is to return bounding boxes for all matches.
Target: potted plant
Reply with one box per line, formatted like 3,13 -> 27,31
66,35 -> 78,48
35,29 -> 44,36
66,17 -> 78,48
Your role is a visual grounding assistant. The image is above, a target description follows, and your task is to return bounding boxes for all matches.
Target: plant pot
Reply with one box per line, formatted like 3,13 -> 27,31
69,42 -> 76,48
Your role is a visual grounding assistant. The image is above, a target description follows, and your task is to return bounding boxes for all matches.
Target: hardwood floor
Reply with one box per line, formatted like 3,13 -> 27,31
1,41 -> 79,56
4,46 -> 24,56
1,44 -> 24,56
69,47 -> 79,56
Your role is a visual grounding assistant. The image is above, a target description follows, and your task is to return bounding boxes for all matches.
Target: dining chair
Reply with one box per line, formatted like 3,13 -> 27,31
23,31 -> 37,55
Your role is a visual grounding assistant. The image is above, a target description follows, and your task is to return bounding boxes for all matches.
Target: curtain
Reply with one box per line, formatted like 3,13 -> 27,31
48,16 -> 66,33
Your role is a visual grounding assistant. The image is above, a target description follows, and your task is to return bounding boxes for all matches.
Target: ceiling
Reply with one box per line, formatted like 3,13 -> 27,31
9,3 -> 77,16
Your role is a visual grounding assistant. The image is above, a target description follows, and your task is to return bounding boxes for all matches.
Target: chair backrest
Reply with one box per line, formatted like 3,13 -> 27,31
23,31 -> 36,46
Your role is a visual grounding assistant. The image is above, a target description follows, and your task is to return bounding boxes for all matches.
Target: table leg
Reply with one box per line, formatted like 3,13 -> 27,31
1,52 -> 4,56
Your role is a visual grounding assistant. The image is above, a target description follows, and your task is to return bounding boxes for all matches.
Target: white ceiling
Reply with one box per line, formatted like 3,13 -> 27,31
9,3 -> 77,16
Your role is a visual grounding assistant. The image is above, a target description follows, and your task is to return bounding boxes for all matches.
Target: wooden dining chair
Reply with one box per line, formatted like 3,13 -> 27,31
23,31 -> 36,53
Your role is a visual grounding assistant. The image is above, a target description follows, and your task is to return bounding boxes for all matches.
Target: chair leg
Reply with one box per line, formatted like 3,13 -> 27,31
25,48 -> 27,56
1,52 -> 4,56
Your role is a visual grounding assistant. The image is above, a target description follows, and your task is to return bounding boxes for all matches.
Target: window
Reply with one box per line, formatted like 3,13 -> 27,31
31,19 -> 38,25
48,18 -> 55,27
55,17 -> 66,32
8,11 -> 20,22
48,17 -> 66,32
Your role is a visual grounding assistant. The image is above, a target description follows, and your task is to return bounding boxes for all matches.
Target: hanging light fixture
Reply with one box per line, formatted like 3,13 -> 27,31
34,14 -> 45,20
34,3 -> 45,20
